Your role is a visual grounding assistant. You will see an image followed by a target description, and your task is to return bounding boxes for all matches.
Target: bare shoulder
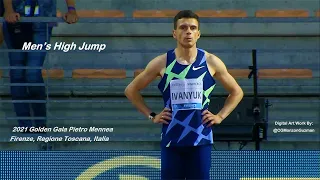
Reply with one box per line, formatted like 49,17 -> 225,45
151,53 -> 167,66
202,51 -> 228,76
202,51 -> 242,94
125,53 -> 167,91
145,53 -> 167,76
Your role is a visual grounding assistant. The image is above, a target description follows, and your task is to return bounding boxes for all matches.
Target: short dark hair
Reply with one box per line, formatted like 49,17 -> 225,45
173,10 -> 199,29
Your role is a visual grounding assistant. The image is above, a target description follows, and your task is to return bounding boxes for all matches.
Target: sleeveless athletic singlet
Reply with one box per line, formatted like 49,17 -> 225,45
158,48 -> 216,147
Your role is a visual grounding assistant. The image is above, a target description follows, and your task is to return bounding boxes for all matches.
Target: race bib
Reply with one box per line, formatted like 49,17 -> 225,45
170,79 -> 203,111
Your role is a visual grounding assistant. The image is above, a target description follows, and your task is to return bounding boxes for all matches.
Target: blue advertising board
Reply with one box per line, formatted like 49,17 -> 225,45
0,150 -> 319,180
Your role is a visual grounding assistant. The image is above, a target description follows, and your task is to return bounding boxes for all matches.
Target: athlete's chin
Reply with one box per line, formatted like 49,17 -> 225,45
181,42 -> 195,48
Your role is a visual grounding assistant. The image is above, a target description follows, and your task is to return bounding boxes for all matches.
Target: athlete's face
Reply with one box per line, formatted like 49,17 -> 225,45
173,18 -> 200,48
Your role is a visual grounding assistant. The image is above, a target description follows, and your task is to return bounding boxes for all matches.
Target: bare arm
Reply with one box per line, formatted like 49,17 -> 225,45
208,54 -> 244,120
125,54 -> 166,118
3,0 -> 13,12
3,0 -> 20,23
64,0 -> 78,24
65,0 -> 76,9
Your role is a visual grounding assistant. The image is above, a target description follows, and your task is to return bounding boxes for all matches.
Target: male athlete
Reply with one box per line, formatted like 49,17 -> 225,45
125,10 -> 243,180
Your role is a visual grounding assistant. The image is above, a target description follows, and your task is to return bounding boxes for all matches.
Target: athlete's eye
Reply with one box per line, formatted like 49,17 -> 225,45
179,25 -> 187,30
190,26 -> 197,30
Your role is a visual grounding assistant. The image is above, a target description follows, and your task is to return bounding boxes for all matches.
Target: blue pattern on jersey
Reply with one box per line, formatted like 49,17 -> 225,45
11,0 -> 57,27
158,48 -> 216,147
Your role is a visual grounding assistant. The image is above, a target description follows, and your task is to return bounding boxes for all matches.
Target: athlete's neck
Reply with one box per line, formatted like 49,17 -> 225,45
175,46 -> 197,65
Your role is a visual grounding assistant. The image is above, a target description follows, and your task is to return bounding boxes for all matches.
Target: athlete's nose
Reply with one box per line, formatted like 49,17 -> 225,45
185,26 -> 192,34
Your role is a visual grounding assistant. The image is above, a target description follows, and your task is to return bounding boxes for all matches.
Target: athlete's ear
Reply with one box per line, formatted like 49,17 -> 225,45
197,30 -> 201,39
173,29 -> 177,39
